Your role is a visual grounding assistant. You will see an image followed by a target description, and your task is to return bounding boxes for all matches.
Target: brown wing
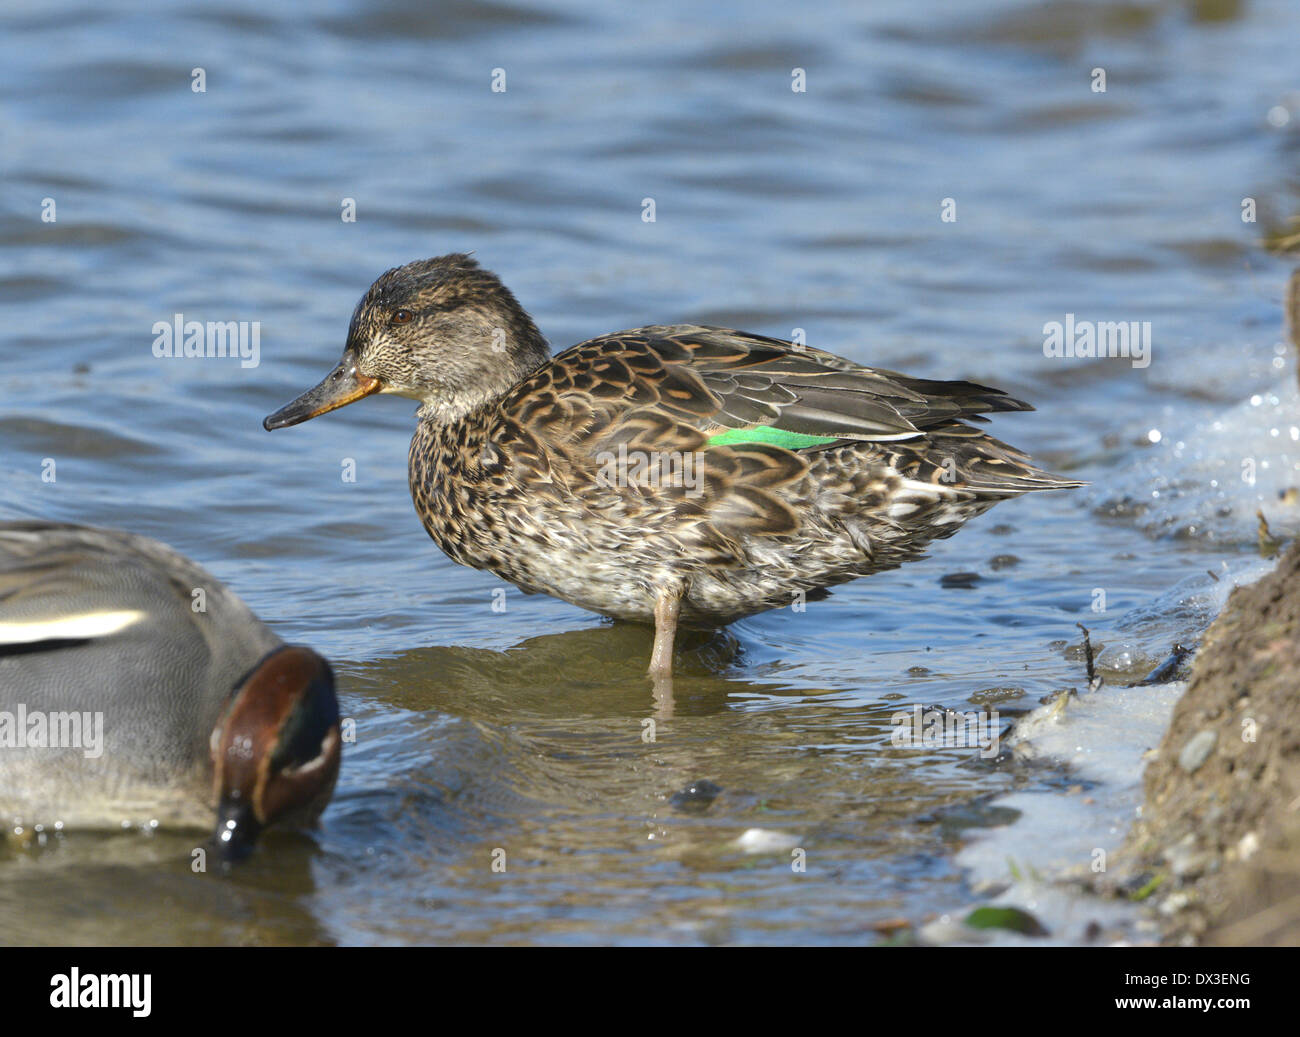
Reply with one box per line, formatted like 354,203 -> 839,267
491,326 -> 1039,550
502,324 -> 1031,450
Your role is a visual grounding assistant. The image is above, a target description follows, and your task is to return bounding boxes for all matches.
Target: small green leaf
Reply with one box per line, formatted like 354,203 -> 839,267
964,906 -> 1048,936
1129,872 -> 1166,902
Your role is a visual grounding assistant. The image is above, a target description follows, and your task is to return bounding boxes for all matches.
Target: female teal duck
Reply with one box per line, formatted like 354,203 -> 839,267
265,254 -> 1081,676
0,522 -> 341,860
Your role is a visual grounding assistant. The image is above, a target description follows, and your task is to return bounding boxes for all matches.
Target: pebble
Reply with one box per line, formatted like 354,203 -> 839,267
670,780 -> 722,814
1159,891 -> 1193,916
1178,729 -> 1217,773
1166,834 -> 1210,880
918,917 -> 992,945
732,828 -> 801,854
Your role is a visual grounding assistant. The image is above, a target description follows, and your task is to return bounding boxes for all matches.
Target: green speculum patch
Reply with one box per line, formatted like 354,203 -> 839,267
705,426 -> 840,449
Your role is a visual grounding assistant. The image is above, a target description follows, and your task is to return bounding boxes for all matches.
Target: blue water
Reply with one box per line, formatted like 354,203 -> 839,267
1,0 -> 1298,944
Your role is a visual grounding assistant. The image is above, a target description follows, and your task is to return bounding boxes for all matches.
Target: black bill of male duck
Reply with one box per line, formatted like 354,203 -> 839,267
0,522 -> 341,861
265,254 -> 1083,677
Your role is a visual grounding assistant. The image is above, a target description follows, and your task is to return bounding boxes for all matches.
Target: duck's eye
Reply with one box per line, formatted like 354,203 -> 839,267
391,309 -> 414,325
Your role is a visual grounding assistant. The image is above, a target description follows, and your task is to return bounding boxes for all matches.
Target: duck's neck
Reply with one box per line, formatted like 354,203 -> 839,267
415,337 -> 550,427
417,392 -> 500,426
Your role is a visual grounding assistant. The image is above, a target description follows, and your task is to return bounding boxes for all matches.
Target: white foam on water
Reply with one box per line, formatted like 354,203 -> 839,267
1086,365 -> 1300,545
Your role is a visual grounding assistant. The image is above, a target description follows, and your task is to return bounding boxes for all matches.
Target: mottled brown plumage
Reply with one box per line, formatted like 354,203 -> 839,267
265,254 -> 1082,675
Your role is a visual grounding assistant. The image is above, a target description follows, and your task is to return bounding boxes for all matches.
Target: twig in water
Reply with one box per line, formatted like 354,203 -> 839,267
1136,643 -> 1195,686
1076,622 -> 1103,692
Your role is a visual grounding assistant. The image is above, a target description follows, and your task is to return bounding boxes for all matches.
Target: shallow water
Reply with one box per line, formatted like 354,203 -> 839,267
2,0 -> 1299,944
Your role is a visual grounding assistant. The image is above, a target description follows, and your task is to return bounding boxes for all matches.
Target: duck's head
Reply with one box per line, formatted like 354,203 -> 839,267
210,644 -> 341,862
263,254 -> 550,429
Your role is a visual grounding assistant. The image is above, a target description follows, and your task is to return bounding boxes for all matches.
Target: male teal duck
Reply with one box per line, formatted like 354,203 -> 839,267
0,522 -> 341,860
265,254 -> 1082,676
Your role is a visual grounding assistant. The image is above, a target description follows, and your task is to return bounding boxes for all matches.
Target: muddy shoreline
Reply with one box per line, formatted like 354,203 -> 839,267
1114,538 -> 1300,945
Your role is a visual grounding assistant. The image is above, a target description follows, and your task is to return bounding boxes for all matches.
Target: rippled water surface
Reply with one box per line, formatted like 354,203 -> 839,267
2,0 -> 1299,944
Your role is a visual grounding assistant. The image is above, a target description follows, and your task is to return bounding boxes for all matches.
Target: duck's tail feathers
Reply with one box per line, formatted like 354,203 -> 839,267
925,425 -> 1086,497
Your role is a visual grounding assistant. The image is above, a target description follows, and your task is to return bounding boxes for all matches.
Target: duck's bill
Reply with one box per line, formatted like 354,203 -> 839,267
212,798 -> 263,863
263,353 -> 380,430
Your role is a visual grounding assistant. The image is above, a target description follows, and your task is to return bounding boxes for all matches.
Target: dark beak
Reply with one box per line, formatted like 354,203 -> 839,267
213,797 -> 263,863
263,351 -> 381,431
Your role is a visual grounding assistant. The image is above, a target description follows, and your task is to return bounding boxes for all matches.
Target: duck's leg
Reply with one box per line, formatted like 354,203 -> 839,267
648,588 -> 681,677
